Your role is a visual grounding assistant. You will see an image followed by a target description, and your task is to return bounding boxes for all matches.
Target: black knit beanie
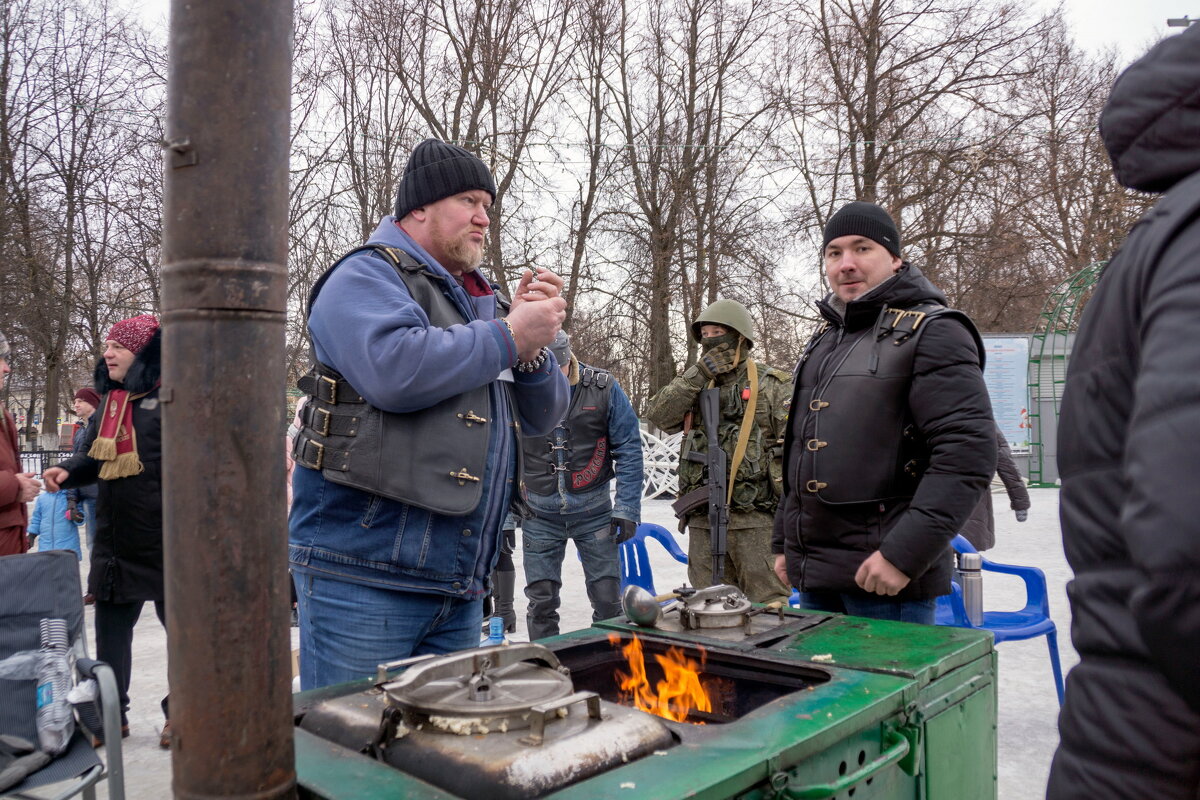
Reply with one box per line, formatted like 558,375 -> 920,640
394,139 -> 497,220
823,201 -> 902,257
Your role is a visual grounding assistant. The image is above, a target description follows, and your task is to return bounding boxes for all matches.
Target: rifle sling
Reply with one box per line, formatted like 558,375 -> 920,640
725,356 -> 758,506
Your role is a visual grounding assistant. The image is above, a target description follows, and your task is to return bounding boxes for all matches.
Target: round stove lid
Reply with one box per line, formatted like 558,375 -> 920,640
383,643 -> 574,723
679,584 -> 753,620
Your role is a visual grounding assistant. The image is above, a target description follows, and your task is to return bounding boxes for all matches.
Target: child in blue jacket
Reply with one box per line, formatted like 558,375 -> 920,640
27,490 -> 81,559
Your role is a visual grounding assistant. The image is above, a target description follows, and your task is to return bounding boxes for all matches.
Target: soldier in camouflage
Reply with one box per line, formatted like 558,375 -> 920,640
645,300 -> 793,604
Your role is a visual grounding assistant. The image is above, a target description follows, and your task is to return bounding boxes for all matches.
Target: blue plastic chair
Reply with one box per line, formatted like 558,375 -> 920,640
936,535 -> 1065,705
619,522 -> 688,596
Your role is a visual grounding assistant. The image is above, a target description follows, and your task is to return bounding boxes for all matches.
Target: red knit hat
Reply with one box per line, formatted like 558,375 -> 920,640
106,314 -> 159,354
73,387 -> 101,407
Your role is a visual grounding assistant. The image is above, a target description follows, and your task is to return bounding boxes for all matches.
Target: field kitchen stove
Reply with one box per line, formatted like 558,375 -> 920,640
295,600 -> 998,800
651,584 -> 827,643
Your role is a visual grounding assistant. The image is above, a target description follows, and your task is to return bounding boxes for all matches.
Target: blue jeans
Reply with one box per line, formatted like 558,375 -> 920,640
797,590 -> 937,625
294,572 -> 484,690
521,503 -> 621,638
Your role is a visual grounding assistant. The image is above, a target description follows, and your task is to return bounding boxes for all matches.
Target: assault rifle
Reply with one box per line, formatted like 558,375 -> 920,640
671,387 -> 729,583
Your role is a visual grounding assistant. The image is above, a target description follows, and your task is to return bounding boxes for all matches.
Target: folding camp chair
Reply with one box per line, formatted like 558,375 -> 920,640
0,550 -> 124,799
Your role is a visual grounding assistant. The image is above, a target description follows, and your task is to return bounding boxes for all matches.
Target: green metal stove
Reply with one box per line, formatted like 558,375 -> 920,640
293,587 -> 996,800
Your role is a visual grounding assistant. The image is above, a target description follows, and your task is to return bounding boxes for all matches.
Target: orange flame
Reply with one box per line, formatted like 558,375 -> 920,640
607,633 -> 712,723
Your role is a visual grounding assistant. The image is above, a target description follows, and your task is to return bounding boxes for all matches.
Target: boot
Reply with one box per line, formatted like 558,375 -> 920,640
587,576 -> 622,623
525,579 -> 561,640
492,567 -> 518,633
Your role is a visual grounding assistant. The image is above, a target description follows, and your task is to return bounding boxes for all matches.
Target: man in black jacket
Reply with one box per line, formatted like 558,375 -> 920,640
771,202 -> 996,623
1047,27 -> 1200,800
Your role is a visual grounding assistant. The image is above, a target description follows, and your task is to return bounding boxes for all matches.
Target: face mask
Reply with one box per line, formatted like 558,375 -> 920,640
699,332 -> 740,353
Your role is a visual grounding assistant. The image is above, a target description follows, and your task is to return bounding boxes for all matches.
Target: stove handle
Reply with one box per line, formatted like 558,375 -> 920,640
770,726 -> 912,799
379,643 -> 566,694
518,691 -> 602,747
374,654 -> 438,685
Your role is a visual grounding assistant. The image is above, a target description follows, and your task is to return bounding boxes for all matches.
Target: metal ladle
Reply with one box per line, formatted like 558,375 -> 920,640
622,584 -> 682,628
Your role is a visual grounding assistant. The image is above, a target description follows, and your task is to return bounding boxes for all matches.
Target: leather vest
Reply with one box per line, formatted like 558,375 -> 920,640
796,302 -> 983,505
521,366 -> 613,496
292,245 -> 494,516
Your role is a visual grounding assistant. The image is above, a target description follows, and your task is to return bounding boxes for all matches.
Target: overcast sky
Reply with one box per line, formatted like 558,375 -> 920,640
1048,0 -> 1191,64
130,0 -> 1189,65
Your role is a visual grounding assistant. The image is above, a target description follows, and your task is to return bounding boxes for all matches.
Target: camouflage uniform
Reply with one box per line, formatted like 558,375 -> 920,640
645,308 -> 793,604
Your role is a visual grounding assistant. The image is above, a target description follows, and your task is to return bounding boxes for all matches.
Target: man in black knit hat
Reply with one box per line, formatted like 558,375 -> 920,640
770,201 -> 996,623
289,138 -> 569,688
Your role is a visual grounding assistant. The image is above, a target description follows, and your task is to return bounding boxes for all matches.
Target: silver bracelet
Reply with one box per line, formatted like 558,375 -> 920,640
514,347 -> 550,373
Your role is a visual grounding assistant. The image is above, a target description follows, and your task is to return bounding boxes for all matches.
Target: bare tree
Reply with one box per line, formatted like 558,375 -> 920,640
605,0 -> 785,396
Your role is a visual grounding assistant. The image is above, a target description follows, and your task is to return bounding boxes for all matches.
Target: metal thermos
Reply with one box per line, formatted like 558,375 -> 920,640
957,552 -> 984,627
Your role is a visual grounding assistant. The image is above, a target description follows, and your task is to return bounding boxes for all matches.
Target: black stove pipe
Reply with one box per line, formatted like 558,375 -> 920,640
161,1 -> 296,797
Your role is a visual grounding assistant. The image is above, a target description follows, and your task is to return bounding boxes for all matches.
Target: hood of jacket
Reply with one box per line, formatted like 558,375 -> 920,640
94,328 -> 161,395
1100,25 -> 1200,193
817,262 -> 948,331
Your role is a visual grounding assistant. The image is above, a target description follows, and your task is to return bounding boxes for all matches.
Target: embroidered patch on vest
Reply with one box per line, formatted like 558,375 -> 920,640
572,436 -> 608,489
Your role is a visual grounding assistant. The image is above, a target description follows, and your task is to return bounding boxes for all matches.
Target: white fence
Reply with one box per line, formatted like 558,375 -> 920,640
640,428 -> 682,501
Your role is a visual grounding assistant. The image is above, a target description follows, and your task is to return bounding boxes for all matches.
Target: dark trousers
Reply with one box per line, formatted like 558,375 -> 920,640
94,600 -> 168,725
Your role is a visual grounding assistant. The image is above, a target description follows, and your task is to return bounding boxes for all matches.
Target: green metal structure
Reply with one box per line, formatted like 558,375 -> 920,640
1026,262 -> 1105,487
293,611 -> 997,799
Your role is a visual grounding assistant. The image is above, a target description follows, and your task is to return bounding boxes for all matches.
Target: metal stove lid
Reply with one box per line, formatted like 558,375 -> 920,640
679,584 -> 753,621
381,643 -> 574,727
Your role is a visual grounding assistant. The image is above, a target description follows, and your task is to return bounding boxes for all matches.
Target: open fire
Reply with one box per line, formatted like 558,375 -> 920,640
607,632 -> 713,723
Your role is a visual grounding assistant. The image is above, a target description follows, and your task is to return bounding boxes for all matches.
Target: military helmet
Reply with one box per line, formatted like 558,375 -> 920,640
690,299 -> 755,347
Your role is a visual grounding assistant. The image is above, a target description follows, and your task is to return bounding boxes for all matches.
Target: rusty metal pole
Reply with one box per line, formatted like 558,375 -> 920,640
161,1 -> 296,798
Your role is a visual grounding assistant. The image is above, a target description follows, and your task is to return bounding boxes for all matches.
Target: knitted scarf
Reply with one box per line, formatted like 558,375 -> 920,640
88,389 -> 151,479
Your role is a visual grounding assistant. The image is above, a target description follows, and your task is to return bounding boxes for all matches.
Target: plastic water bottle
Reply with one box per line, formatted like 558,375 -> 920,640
35,618 -> 74,754
957,552 -> 984,627
482,616 -> 507,646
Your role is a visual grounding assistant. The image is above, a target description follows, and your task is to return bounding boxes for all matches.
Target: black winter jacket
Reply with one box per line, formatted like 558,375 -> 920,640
772,264 -> 995,600
58,330 -> 163,603
1047,25 -> 1200,800
959,426 -> 1029,551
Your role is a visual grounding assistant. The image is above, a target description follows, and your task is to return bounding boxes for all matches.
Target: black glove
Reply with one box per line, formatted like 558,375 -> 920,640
1014,509 -> 1028,522
610,517 -> 637,544
697,342 -> 737,380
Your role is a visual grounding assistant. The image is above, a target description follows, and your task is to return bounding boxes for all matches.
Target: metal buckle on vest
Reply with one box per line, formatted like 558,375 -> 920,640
457,411 -> 488,427
318,374 -> 339,405
380,247 -> 406,266
805,480 -> 828,492
808,399 -> 829,411
450,468 -> 481,485
304,440 -> 324,470
886,308 -> 928,345
313,406 -> 331,437
806,439 -> 827,451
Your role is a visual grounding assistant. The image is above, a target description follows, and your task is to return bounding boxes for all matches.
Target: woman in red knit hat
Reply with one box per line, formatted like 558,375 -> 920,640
44,314 -> 171,747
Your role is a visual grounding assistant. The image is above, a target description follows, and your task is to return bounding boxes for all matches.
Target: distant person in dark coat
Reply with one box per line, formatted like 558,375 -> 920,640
66,387 -> 100,557
0,330 -> 40,556
1046,26 -> 1200,800
959,425 -> 1030,551
43,314 -> 169,746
